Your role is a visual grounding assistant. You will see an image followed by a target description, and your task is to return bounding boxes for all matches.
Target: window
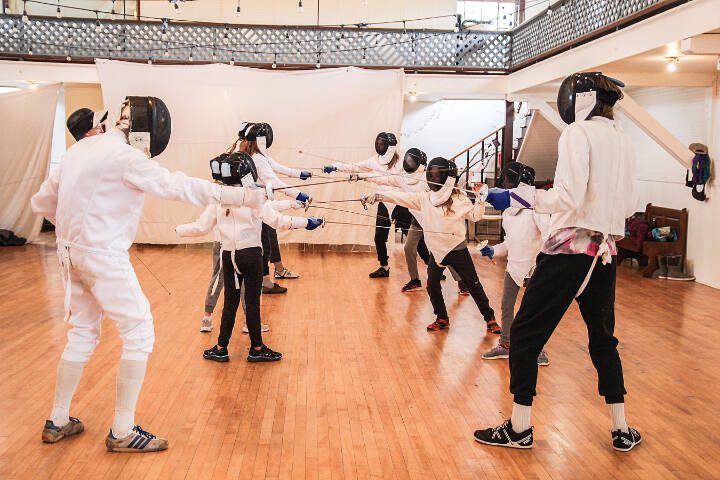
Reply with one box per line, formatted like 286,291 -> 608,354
457,1 -> 516,31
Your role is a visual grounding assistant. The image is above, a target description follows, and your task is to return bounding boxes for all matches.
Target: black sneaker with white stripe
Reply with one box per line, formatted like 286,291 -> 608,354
473,420 -> 533,449
612,427 -> 642,452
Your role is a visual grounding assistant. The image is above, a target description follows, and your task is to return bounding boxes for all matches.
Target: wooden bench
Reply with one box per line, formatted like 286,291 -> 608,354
617,203 -> 688,277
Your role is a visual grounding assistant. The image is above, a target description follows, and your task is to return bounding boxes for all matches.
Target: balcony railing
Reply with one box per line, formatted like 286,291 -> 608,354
0,0 -> 692,72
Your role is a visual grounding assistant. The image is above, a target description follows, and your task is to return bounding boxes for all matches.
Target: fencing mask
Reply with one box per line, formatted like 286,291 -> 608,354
557,72 -> 625,125
245,122 -> 274,153
238,121 -> 253,140
498,161 -> 536,189
426,157 -> 458,192
375,132 -> 398,156
120,96 -> 171,157
210,151 -> 258,187
403,148 -> 427,173
66,108 -> 108,141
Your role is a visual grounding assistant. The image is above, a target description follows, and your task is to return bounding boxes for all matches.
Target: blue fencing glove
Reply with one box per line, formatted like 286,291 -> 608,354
486,188 -> 511,211
306,217 -> 323,230
480,245 -> 494,259
323,165 -> 337,174
299,170 -> 312,180
296,192 -> 310,203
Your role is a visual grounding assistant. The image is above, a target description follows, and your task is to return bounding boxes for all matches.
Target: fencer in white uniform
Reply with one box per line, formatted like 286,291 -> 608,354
31,97 -> 265,452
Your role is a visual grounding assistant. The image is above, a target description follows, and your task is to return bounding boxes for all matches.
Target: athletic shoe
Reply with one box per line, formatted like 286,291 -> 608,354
274,267 -> 300,279
537,350 -> 549,366
203,345 -> 229,362
473,420 -> 533,449
262,283 -> 288,294
369,267 -> 390,278
42,417 -> 84,443
247,345 -> 283,362
482,343 -> 510,360
458,281 -> 470,295
105,425 -> 168,453
612,427 -> 642,452
401,278 -> 423,292
200,316 -> 212,332
242,324 -> 270,333
486,319 -> 502,335
427,318 -> 449,331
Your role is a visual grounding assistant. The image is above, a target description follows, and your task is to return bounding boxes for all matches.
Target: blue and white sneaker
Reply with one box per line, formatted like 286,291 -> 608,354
42,416 -> 84,443
105,425 -> 168,453
473,419 -> 533,449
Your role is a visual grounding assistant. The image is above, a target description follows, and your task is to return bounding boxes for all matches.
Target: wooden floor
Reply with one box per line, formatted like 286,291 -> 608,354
2,239 -> 720,480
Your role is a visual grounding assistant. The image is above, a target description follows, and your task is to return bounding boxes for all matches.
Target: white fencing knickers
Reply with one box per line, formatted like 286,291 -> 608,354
57,241 -> 155,363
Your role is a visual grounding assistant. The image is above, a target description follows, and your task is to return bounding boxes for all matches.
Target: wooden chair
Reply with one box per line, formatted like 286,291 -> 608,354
617,203 -> 688,277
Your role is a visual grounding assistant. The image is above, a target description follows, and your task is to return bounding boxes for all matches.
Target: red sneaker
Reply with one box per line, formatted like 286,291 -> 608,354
427,318 -> 450,331
486,319 -> 502,335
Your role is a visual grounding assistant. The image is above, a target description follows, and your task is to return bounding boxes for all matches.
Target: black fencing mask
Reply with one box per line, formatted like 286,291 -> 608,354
210,151 -> 258,186
426,157 -> 457,192
238,122 -> 253,141
375,132 -> 398,156
557,72 -> 625,125
245,122 -> 273,149
66,108 -> 108,141
498,161 -> 536,189
123,96 -> 171,157
403,148 -> 427,173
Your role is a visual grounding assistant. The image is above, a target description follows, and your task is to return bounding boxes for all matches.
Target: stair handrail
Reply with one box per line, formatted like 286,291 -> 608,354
449,126 -> 504,161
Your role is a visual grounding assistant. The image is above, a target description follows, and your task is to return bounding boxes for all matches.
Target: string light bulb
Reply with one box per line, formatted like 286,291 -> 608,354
235,0 -> 241,16
28,44 -> 33,55
272,53 -> 277,69
230,56 -> 235,65
164,47 -> 169,57
56,3 -> 62,19
21,1 -> 29,23
66,54 -> 71,61
298,0 -> 304,13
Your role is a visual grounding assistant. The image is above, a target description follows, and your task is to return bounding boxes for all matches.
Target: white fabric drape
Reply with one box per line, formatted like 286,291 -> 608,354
96,60 -> 404,245
0,84 -> 60,241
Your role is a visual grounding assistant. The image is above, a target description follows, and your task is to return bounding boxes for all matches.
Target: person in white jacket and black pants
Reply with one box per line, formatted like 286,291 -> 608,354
479,162 -> 550,366
178,152 -> 323,363
363,157 -> 500,334
324,132 -> 404,279
31,97 -> 266,453
474,73 -> 642,452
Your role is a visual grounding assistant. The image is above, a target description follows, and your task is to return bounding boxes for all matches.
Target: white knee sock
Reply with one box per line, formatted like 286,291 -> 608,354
608,403 -> 629,433
511,403 -> 532,433
50,359 -> 86,426
112,358 -> 147,438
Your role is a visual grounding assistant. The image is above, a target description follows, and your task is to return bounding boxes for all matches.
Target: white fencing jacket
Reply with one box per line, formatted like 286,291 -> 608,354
332,149 -> 405,176
30,127 -> 245,257
175,200 -> 307,252
252,153 -> 300,199
361,169 -> 427,220
493,203 -> 550,287
521,117 -> 638,238
378,181 -> 484,262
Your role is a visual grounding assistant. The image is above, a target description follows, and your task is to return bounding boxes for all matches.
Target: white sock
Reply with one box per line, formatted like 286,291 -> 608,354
608,403 -> 629,433
511,403 -> 532,433
262,275 -> 274,289
50,359 -> 86,426
112,358 -> 147,438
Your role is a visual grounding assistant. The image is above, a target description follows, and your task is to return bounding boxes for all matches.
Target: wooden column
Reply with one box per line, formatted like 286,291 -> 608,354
501,100 -> 515,168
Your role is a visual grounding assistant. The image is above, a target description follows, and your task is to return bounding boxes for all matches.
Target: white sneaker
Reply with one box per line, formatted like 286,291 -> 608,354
243,324 -> 270,333
274,268 -> 300,279
200,317 -> 212,332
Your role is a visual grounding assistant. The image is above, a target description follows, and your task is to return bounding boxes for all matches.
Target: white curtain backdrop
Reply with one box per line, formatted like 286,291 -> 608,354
0,84 -> 60,242
96,60 -> 404,245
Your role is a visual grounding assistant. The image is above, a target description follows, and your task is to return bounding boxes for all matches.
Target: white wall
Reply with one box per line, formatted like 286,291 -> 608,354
13,0 -> 456,28
618,84 -> 720,288
401,99 -> 505,173
142,0 -> 456,29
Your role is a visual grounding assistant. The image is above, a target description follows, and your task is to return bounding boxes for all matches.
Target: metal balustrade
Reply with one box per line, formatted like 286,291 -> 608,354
0,1 -> 690,72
